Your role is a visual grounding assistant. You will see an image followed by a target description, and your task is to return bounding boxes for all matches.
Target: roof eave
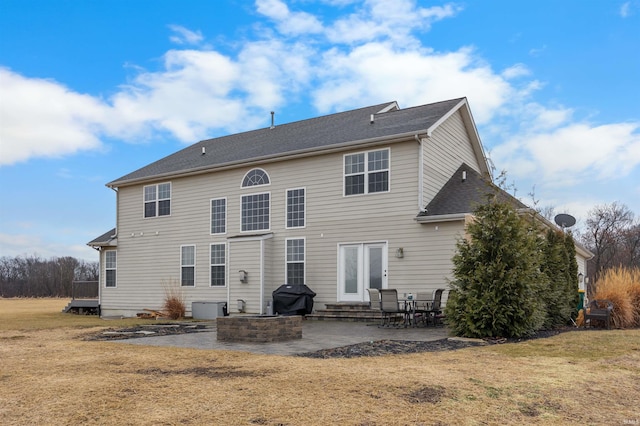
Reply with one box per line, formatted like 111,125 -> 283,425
415,213 -> 469,223
107,130 -> 428,189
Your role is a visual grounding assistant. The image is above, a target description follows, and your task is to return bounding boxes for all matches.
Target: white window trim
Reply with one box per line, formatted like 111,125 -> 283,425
209,243 -> 226,287
143,182 -> 172,218
240,191 -> 271,233
104,250 -> 117,288
285,237 -> 306,285
285,187 -> 306,229
210,197 -> 227,235
343,148 -> 391,197
240,168 -> 271,188
180,244 -> 196,287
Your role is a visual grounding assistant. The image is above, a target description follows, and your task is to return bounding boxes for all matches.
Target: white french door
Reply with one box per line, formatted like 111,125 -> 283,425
338,242 -> 387,302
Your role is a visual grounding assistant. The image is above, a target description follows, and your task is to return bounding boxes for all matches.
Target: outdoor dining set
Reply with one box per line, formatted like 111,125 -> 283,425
367,288 -> 446,328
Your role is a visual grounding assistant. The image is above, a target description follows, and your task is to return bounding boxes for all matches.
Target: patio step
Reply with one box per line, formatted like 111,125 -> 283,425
307,303 -> 382,323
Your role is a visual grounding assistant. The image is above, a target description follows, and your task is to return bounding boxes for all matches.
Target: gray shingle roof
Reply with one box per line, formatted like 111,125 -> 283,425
87,228 -> 117,247
419,164 -> 527,217
108,98 -> 466,187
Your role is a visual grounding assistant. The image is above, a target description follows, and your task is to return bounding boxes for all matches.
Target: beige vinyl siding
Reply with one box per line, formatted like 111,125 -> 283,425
228,238 -> 265,314
104,126 -> 468,315
422,109 -> 482,206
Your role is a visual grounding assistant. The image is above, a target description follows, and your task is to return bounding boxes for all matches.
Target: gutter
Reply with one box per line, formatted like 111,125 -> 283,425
415,213 -> 468,223
107,130 -> 429,189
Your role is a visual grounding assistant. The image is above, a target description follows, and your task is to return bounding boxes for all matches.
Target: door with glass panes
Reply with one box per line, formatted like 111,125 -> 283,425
338,243 -> 387,302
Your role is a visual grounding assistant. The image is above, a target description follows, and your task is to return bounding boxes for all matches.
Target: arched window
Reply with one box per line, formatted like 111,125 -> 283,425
242,168 -> 270,187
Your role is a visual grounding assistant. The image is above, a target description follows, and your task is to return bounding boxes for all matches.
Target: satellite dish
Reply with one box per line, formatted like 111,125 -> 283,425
554,213 -> 576,229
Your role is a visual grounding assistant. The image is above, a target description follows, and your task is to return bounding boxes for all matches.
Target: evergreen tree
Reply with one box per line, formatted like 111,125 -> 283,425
539,229 -> 580,327
541,229 -> 569,327
564,232 -> 580,316
445,197 -> 546,338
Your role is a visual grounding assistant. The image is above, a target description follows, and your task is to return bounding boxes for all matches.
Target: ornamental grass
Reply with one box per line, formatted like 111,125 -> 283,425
162,279 -> 186,319
592,267 -> 640,328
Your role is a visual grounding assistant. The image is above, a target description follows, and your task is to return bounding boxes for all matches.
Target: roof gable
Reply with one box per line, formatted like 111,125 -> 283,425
419,164 -> 527,217
108,98 -> 471,187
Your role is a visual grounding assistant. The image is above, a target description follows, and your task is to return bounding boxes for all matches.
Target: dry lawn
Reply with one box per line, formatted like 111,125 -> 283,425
1,298 -> 639,425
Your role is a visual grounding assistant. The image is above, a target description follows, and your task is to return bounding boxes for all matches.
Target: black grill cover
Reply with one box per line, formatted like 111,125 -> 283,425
272,284 -> 316,316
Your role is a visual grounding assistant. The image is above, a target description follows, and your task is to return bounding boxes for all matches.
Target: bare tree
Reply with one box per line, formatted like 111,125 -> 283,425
0,254 -> 98,297
581,202 -> 637,280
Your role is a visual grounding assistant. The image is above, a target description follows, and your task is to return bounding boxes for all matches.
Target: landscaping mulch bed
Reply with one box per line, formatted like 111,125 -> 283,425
296,338 -> 486,358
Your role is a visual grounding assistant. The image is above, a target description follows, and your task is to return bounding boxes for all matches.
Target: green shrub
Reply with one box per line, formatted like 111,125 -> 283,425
445,198 -> 546,338
540,229 -> 579,328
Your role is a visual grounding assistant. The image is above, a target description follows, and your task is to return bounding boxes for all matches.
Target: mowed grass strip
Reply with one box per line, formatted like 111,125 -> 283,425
1,298 -> 638,425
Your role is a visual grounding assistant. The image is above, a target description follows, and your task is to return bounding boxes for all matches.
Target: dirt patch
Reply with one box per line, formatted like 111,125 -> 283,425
83,323 -> 213,340
405,385 -> 447,404
134,366 -> 268,379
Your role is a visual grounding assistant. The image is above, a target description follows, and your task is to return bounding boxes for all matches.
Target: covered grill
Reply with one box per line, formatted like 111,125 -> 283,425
272,284 -> 316,316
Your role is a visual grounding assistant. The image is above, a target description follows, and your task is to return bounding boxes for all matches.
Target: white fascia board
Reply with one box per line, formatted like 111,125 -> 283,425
415,213 -> 468,223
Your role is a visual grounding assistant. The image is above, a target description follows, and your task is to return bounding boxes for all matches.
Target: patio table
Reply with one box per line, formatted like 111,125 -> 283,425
399,296 -> 433,327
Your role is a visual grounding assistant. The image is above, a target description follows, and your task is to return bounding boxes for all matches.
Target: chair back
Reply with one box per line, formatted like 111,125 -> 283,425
379,289 -> 400,313
367,288 -> 381,310
415,292 -> 431,310
431,288 -> 445,311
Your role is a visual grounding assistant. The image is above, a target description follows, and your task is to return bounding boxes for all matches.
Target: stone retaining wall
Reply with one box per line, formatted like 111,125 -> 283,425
216,315 -> 302,343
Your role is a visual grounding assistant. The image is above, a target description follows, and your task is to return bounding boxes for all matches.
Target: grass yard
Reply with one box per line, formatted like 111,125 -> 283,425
1,298 -> 639,425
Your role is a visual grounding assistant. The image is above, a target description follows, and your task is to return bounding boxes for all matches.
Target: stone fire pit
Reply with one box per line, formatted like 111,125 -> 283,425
216,315 -> 302,343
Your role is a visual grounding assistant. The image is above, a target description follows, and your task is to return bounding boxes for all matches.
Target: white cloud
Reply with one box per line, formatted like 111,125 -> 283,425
168,24 -> 204,45
529,45 -> 547,57
0,68 -> 108,166
326,0 -> 461,45
620,1 -> 632,17
312,43 -> 514,124
502,63 -> 530,79
256,0 -> 324,35
493,120 -> 640,186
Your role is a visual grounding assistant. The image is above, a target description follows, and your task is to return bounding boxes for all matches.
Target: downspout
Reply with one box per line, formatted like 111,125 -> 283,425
109,186 -> 119,240
415,134 -> 425,212
260,239 -> 265,314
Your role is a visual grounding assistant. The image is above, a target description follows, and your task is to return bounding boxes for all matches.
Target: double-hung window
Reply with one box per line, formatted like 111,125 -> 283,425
105,251 -> 116,288
210,244 -> 225,287
241,193 -> 270,231
286,188 -> 305,228
344,149 -> 389,196
286,238 -> 305,285
144,182 -> 171,217
211,198 -> 226,234
180,245 -> 195,287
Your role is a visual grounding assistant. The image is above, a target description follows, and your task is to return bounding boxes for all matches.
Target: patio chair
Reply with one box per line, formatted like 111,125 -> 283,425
428,288 -> 446,326
366,288 -> 382,323
379,289 -> 410,327
413,292 -> 432,326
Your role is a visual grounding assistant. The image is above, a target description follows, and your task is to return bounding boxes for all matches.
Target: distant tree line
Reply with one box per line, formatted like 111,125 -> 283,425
579,202 -> 640,285
0,255 -> 98,298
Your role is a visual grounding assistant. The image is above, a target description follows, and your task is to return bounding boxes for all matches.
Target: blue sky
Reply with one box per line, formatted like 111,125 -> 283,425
1,0 -> 639,261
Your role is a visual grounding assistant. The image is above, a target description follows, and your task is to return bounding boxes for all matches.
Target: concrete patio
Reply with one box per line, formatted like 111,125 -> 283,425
111,320 -> 451,356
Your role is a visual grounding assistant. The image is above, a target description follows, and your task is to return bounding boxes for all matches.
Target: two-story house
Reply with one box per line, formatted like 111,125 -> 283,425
89,97 -> 592,317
